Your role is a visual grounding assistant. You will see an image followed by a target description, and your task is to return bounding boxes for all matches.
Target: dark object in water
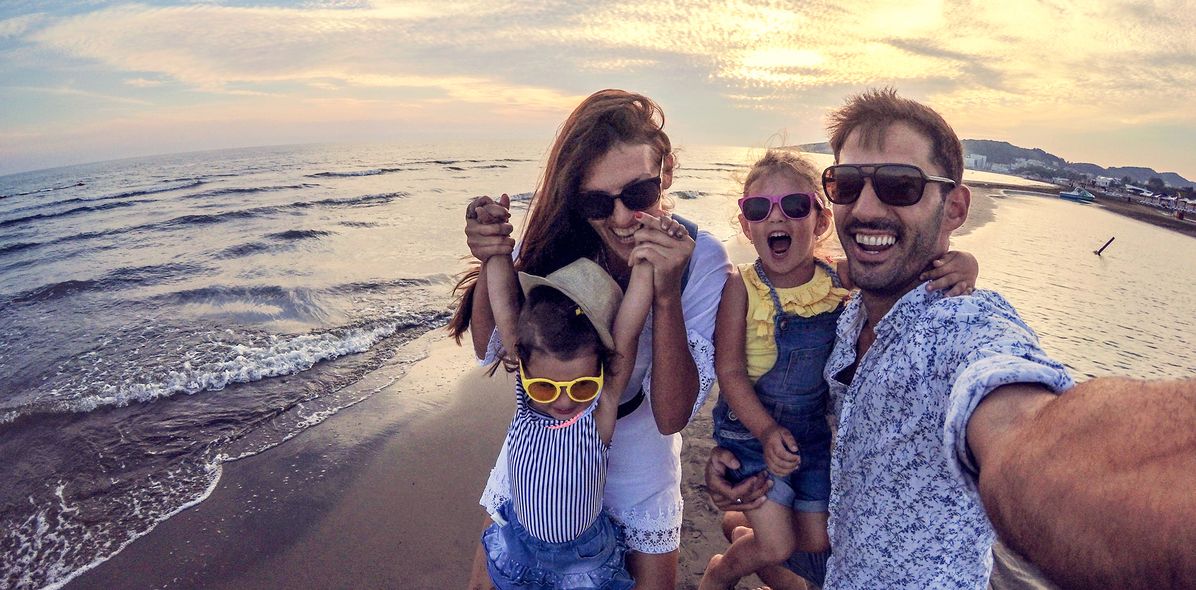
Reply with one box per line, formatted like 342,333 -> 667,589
1095,237 -> 1115,256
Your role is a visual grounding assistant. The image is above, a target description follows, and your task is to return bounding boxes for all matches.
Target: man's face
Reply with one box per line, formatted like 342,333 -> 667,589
833,122 -> 961,299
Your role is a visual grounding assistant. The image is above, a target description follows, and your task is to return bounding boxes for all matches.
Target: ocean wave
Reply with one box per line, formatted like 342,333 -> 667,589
3,180 -> 208,217
265,229 -> 336,241
213,242 -> 272,259
0,241 -> 41,256
179,183 -> 320,200
9,263 -> 210,304
306,167 -> 403,178
0,181 -> 86,199
1,315 -> 439,424
0,200 -> 151,228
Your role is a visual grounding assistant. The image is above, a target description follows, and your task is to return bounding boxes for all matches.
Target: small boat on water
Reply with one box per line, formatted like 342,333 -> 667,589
1059,187 -> 1096,203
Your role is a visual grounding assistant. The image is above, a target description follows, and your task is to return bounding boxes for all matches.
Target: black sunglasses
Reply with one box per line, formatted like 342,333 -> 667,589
737,193 -> 815,222
576,156 -> 667,220
822,164 -> 956,207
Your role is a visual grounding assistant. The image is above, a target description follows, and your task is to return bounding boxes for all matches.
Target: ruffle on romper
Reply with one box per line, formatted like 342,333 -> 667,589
482,508 -> 635,590
744,264 -> 851,340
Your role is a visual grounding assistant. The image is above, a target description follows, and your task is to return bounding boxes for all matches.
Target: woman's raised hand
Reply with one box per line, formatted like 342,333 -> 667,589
629,211 -> 694,292
464,194 -> 515,262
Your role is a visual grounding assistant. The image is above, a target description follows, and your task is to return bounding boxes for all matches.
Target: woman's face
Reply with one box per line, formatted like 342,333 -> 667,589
579,142 -> 670,264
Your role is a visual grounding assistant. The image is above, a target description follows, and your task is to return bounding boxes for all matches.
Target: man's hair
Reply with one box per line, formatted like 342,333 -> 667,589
827,88 -> 963,194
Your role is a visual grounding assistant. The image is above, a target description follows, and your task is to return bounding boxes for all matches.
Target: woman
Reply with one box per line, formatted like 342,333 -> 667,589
449,89 -> 731,588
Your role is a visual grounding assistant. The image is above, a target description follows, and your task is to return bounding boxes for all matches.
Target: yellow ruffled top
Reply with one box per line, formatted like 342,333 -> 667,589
741,262 -> 852,380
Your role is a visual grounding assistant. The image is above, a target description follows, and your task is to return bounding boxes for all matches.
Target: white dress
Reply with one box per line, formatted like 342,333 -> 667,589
479,231 -> 731,553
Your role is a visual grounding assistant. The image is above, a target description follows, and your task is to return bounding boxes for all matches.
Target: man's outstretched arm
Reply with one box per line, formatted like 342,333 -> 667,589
969,378 -> 1196,590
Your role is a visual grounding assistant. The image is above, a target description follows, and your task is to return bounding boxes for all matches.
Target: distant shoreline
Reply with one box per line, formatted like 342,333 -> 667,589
971,181 -> 1196,239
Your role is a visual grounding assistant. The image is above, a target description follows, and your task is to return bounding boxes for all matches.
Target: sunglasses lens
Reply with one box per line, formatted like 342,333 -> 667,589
619,178 -> 661,211
525,381 -> 560,403
874,166 -> 925,206
780,194 -> 813,219
577,192 -> 615,219
824,166 -> 864,204
568,379 -> 600,402
740,196 -> 772,221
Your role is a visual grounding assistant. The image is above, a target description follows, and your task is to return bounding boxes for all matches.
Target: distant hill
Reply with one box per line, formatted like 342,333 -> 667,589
961,140 -> 1192,188
793,140 -> 1191,189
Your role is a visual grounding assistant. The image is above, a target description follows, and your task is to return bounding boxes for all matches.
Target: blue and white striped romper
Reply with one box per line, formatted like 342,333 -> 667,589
507,380 -> 608,543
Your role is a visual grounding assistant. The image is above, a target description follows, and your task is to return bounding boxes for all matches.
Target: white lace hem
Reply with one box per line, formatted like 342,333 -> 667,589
642,329 -> 717,422
607,500 -> 684,554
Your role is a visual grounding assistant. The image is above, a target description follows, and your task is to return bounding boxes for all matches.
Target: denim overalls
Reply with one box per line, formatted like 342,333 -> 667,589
712,258 -> 842,514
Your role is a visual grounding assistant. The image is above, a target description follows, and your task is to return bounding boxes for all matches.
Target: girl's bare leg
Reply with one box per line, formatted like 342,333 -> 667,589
626,549 -> 679,590
701,501 -> 797,590
466,517 -> 496,590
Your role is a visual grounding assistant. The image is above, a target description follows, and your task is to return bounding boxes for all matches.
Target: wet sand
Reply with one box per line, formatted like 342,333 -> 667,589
71,189 -> 1021,590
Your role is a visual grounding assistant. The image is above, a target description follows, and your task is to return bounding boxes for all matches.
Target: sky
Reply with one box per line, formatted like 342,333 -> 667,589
1,0 -> 1193,180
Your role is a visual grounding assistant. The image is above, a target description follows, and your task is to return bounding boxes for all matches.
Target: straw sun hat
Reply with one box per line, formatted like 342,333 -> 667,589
518,258 -> 623,349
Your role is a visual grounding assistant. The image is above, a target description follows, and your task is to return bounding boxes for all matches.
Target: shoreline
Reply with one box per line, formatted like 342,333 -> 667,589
971,181 -> 1196,239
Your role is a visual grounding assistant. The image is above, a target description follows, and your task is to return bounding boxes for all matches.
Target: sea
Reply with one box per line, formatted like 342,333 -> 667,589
1,142 -> 1193,589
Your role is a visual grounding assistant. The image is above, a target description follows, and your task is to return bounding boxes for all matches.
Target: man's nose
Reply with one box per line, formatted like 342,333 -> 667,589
850,178 -> 887,219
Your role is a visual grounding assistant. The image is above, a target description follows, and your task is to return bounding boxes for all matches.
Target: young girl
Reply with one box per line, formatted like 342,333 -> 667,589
480,206 -> 683,589
700,150 -> 977,590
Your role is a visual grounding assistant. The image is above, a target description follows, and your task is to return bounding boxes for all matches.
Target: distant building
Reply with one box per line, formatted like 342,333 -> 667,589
1012,158 -> 1047,170
1126,185 -> 1153,196
964,154 -> 988,170
1051,177 -> 1071,186
991,164 -> 1011,173
1094,176 -> 1116,189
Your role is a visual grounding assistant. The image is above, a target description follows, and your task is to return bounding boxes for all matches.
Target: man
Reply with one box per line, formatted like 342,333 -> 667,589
706,88 -> 1196,589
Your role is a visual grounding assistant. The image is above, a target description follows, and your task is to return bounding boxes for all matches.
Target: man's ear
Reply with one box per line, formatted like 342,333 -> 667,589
943,183 -> 971,233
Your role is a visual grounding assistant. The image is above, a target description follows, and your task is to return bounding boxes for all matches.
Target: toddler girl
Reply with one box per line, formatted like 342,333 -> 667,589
480,208 -> 681,589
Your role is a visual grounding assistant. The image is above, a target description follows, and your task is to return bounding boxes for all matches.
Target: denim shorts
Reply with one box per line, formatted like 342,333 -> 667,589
481,501 -> 634,590
712,397 -> 832,513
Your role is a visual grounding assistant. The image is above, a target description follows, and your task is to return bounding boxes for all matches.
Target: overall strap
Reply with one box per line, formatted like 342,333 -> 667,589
752,258 -> 786,335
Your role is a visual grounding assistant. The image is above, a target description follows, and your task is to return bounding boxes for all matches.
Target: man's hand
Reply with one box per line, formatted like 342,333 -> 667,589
705,446 -> 771,512
465,194 -> 514,262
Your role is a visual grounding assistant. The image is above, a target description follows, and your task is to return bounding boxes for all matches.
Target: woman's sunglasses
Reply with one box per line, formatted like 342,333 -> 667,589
822,164 -> 956,207
575,155 -> 667,220
519,361 -> 604,404
737,193 -> 816,223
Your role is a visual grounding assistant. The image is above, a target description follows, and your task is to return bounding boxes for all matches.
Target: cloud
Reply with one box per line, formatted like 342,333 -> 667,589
8,84 -> 152,105
0,13 -> 44,39
123,77 -> 164,88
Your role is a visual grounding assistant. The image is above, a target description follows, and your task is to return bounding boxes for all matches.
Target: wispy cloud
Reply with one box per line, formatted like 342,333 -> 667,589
0,13 -> 44,38
9,84 -> 152,105
2,0 -> 1194,178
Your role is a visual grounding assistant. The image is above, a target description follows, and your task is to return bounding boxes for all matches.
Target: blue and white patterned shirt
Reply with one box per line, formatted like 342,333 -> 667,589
823,284 -> 1074,589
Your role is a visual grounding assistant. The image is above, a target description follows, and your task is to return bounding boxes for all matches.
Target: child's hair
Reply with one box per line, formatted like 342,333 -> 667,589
742,149 -> 835,246
512,286 -> 613,369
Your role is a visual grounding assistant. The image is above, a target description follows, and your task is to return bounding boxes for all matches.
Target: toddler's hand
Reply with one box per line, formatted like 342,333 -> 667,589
763,425 -> 800,477
921,250 -> 978,297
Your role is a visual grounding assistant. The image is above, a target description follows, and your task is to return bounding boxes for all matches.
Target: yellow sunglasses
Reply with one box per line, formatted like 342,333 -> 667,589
518,361 -> 604,404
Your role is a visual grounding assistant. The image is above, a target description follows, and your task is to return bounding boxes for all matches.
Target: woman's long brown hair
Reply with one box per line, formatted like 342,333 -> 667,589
447,89 -> 672,342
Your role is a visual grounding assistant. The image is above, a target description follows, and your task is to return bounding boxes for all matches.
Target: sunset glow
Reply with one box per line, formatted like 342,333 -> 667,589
1,0 -> 1193,179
